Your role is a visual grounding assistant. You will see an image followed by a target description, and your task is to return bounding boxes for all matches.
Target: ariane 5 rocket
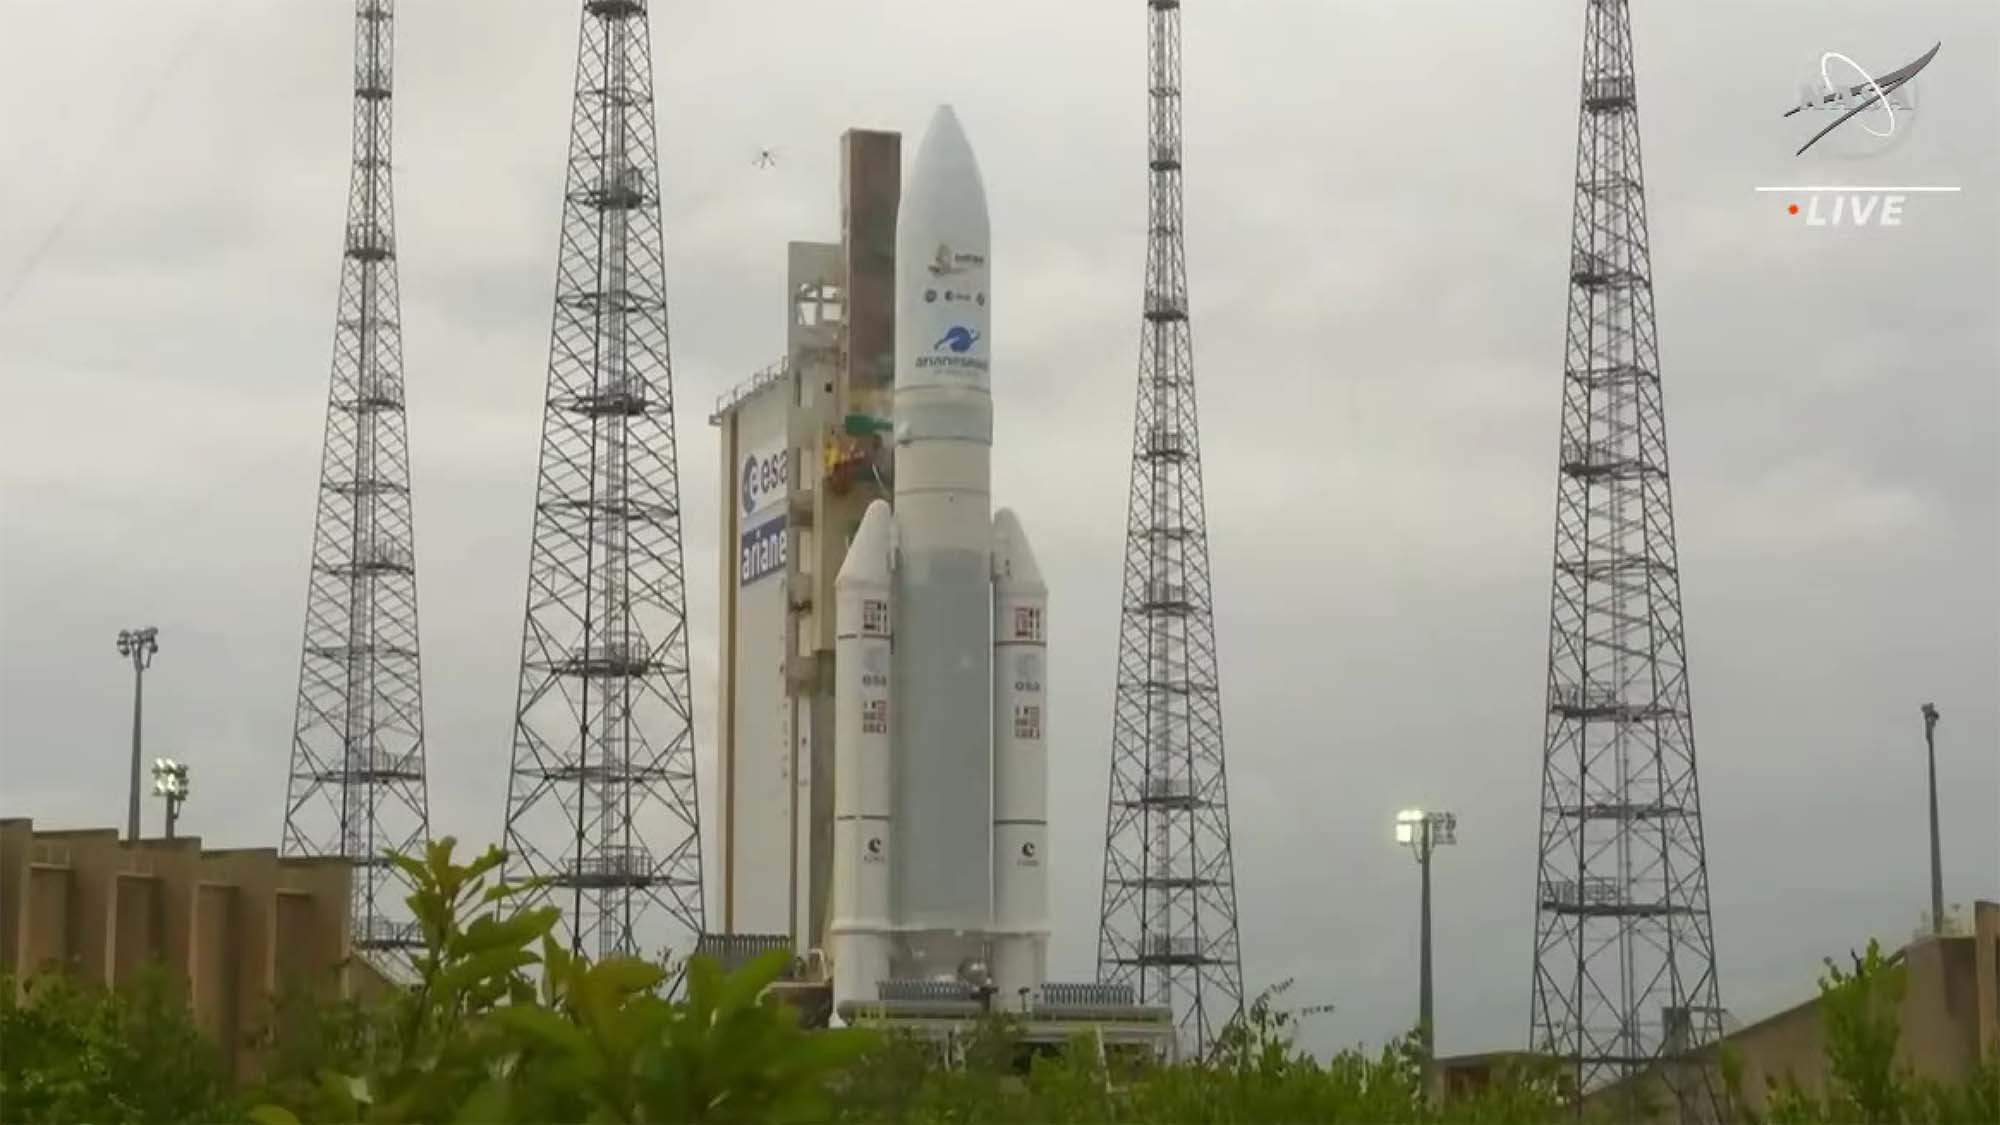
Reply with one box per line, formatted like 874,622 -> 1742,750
830,105 -> 1050,1011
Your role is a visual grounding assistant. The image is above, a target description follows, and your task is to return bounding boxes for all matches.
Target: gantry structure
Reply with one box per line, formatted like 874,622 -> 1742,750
1095,0 -> 1246,1060
1528,1 -> 1726,1118
500,0 -> 705,961
281,0 -> 432,961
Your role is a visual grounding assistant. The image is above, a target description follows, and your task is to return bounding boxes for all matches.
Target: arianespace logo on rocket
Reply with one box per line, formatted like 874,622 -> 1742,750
918,324 -> 988,374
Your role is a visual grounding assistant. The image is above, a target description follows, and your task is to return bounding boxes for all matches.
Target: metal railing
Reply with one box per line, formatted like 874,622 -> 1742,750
1143,289 -> 1186,320
344,747 -> 420,777
1141,934 -> 1204,961
1583,75 -> 1635,109
878,978 -> 977,1003
1042,981 -> 1136,1008
1542,876 -> 1623,906
709,358 -> 788,424
1550,682 -> 1621,713
346,222 -> 394,259
564,845 -> 653,882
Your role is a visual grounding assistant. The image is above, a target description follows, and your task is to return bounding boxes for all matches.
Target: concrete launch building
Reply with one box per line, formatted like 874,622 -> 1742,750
712,110 -> 1168,1046
711,126 -> 899,955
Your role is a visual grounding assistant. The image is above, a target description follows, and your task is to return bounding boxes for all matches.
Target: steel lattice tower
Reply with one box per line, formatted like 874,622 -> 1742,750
500,0 -> 703,960
1528,0 -> 1725,1117
1095,0 -> 1244,1058
281,0 -> 431,959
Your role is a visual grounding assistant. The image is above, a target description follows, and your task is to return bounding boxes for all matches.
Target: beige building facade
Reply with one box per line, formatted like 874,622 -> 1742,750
711,128 -> 901,955
1433,902 -> 1999,1117
1,817 -> 365,1078
1702,902 -> 1998,1114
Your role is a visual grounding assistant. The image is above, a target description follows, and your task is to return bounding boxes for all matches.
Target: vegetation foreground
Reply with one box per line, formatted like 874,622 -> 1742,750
2,839 -> 1994,1123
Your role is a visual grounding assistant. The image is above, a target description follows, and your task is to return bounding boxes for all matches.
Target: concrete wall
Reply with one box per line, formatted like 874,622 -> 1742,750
717,373 -> 798,936
0,817 -> 356,1080
1575,906 -> 2000,1120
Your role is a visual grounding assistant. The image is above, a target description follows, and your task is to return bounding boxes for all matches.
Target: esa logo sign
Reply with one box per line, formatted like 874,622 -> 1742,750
739,448 -> 788,516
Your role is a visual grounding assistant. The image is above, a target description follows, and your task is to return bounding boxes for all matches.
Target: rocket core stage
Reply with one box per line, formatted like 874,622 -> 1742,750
829,106 -> 1051,1012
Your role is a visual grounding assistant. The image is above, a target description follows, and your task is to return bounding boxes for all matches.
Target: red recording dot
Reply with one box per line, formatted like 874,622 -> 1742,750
1788,204 -> 1800,215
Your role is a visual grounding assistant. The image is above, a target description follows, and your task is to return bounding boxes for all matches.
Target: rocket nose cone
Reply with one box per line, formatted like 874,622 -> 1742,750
992,509 -> 1047,590
928,103 -> 963,136
836,500 -> 896,587
910,104 -> 987,209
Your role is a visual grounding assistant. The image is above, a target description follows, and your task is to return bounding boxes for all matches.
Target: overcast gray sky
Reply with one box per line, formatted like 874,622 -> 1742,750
2,0 -> 1995,1059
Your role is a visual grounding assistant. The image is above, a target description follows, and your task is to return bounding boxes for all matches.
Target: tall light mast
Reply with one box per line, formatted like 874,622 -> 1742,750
1527,1 -> 1726,1117
500,0 -> 704,961
281,0 -> 432,960
1095,0 -> 1245,1058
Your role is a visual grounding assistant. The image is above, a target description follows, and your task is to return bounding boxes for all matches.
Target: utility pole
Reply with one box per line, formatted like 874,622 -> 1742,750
1922,703 -> 1943,934
115,627 -> 159,841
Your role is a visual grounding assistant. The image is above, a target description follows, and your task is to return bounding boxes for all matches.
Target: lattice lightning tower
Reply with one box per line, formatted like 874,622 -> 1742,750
281,0 -> 431,959
1528,0 -> 1725,1117
1095,0 -> 1245,1058
500,0 -> 704,960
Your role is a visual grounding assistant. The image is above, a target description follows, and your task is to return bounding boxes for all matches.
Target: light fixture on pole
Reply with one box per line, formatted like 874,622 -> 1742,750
1921,703 -> 1944,935
114,627 -> 160,841
1396,807 -> 1457,1062
151,758 -> 190,839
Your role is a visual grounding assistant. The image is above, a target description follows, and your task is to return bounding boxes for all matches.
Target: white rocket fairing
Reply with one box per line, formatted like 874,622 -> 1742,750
830,106 -> 1049,1011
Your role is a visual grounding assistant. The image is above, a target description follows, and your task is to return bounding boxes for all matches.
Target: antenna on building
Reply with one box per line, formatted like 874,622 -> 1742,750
1526,2 -> 1727,1118
1094,0 -> 1246,1059
280,0 -> 432,964
499,0 -> 705,963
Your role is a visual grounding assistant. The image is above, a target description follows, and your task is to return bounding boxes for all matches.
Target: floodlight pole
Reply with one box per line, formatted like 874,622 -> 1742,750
128,655 -> 144,840
152,758 -> 189,841
1398,808 -> 1452,1065
116,627 -> 159,842
1922,703 -> 1943,934
1420,821 -> 1436,1056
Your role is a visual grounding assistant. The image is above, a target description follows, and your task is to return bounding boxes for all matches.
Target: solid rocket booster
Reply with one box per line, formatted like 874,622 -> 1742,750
831,106 -> 1050,1009
889,105 -> 996,964
830,501 -> 895,1005
990,508 -> 1049,1002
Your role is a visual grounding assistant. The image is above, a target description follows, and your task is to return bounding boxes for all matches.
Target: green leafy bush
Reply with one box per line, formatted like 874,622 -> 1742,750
5,839 -> 1992,1125
1,966 -> 233,1124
